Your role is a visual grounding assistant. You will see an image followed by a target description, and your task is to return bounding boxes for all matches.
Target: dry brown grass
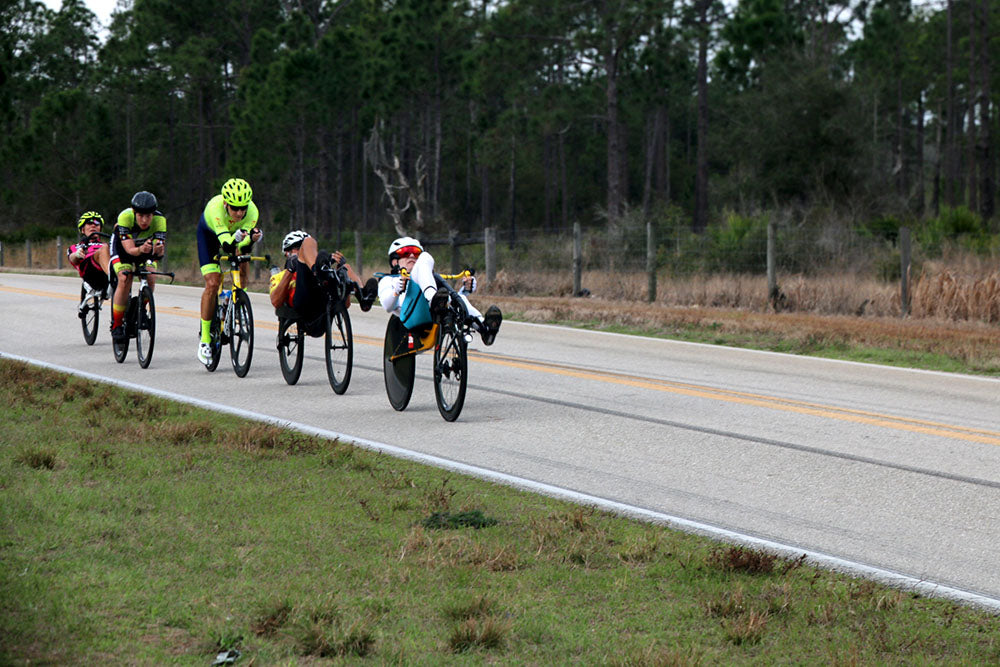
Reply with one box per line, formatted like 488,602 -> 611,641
487,266 -> 1000,323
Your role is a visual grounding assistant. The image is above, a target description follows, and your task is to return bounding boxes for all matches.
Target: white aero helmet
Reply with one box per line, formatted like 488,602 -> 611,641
388,236 -> 423,258
282,230 -> 309,252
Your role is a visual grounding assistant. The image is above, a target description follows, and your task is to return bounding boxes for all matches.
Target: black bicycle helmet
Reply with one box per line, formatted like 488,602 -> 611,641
131,191 -> 158,213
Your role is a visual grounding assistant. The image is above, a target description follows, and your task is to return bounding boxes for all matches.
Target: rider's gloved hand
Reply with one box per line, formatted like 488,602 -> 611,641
462,275 -> 477,294
391,276 -> 407,296
284,255 -> 297,272
232,229 -> 247,244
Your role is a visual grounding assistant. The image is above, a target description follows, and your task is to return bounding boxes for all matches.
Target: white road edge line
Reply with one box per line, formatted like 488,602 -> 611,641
5,351 -> 999,614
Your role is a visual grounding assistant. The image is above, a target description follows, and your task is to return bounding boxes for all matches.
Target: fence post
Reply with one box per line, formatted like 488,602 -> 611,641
767,219 -> 778,308
26,239 -> 32,268
354,229 -> 363,277
0,241 -> 4,266
646,218 -> 656,303
57,236 -> 63,269
485,226 -> 496,283
573,222 -> 582,297
899,226 -> 911,317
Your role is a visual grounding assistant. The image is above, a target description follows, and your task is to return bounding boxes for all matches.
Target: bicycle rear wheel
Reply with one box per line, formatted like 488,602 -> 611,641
278,318 -> 304,385
325,302 -> 353,394
383,316 -> 415,411
136,286 -> 156,368
230,289 -> 254,377
80,285 -> 100,345
205,307 -> 223,372
433,321 -> 468,421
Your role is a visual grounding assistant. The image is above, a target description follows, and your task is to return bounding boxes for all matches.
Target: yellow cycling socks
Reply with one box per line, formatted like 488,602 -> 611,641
200,319 -> 212,344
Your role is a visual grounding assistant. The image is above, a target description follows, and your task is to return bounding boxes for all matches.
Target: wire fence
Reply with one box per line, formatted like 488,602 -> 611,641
5,221 -> 999,323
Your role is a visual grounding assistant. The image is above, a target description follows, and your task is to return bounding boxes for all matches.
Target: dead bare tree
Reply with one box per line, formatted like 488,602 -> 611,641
363,122 -> 426,237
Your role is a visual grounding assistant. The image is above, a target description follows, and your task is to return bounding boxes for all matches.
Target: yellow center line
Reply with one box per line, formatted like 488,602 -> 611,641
6,284 -> 997,446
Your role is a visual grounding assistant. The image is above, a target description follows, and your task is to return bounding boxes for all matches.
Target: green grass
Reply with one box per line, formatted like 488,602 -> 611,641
2,359 -> 999,663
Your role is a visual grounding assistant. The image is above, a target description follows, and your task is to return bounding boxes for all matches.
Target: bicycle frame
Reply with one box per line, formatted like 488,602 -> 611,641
208,252 -> 270,376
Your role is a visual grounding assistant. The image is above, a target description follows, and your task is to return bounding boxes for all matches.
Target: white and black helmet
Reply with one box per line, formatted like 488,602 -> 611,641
282,230 -> 309,252
387,236 -> 423,258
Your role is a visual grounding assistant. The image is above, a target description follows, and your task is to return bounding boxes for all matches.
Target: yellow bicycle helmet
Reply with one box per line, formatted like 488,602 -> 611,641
221,178 -> 253,207
77,211 -> 104,229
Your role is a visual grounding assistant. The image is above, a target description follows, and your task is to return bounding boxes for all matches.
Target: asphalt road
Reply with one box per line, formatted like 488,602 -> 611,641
3,272 -> 999,609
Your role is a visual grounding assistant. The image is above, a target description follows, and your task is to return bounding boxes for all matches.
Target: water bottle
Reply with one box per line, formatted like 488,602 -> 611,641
220,289 -> 232,308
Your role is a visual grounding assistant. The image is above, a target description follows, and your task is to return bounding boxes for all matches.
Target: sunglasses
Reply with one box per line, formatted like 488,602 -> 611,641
395,246 -> 422,259
228,204 -> 248,212
82,220 -> 102,227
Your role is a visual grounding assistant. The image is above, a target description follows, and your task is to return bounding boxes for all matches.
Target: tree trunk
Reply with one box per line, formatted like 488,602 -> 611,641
967,0 -> 978,213
694,0 -> 710,233
978,0 -> 994,221
604,33 -> 623,224
544,134 -> 553,233
508,131 -> 516,249
945,0 -> 957,207
916,92 -> 925,217
643,107 -> 664,217
559,127 -> 569,231
895,78 -> 905,199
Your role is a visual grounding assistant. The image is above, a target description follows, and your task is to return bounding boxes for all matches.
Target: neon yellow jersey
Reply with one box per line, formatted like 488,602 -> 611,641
202,194 -> 259,250
115,208 -> 166,242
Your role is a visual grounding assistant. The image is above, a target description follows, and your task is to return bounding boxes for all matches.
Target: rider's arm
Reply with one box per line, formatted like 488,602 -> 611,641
203,195 -> 238,248
151,215 -> 167,257
378,275 -> 404,313
122,233 -> 154,257
331,251 -> 363,285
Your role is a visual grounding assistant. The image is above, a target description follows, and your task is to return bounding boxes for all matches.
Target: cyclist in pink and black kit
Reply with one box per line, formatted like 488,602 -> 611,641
67,211 -> 111,299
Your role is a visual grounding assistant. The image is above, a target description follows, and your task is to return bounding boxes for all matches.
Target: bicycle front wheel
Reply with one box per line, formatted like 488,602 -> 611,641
325,302 -> 353,394
278,318 -> 304,385
433,322 -> 468,421
229,289 -> 254,377
112,296 -> 131,363
80,285 -> 100,345
383,316 -> 415,411
136,286 -> 156,368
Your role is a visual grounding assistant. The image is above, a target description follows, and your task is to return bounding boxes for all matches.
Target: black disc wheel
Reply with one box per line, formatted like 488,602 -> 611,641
278,318 -> 305,385
80,284 -> 100,345
383,316 -> 415,411
135,286 -> 156,368
229,289 -> 254,377
325,303 -> 353,395
433,322 -> 468,421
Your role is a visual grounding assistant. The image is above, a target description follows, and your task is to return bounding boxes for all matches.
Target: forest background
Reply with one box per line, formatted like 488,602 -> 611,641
1,0 -> 998,323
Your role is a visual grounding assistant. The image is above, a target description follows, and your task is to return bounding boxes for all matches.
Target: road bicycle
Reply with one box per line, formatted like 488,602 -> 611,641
111,259 -> 175,368
382,270 -> 476,422
277,258 -> 372,394
75,232 -> 111,345
204,251 -> 270,377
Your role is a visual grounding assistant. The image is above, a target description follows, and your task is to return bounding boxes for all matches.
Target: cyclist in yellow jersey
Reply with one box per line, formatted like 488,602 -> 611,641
110,192 -> 167,340
195,177 -> 262,365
